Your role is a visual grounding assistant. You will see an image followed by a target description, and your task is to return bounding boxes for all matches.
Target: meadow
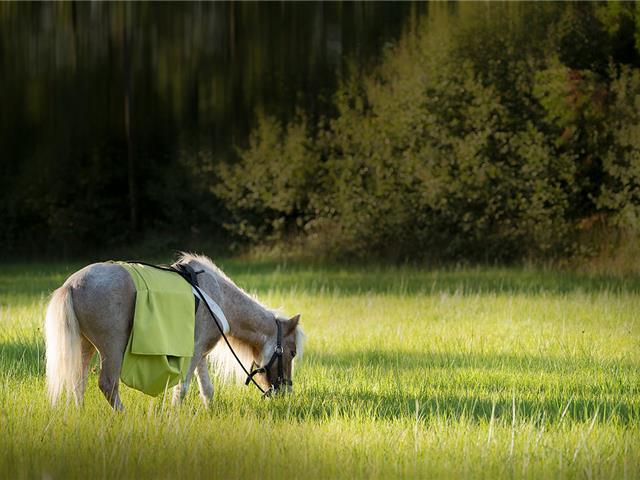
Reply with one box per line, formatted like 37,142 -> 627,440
0,259 -> 638,479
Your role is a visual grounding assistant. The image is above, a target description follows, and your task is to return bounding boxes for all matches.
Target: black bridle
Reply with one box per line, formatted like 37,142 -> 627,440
244,318 -> 292,395
126,260 -> 288,396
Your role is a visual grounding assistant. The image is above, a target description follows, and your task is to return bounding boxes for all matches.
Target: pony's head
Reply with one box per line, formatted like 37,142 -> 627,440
209,312 -> 305,396
252,313 -> 304,396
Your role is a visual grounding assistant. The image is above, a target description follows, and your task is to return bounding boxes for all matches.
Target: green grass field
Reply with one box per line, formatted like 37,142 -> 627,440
1,260 -> 639,479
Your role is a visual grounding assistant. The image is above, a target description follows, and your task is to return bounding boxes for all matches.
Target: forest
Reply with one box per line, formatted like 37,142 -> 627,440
2,2 -> 640,263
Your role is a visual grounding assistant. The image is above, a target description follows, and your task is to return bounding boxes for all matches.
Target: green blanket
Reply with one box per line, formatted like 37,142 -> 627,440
118,263 -> 195,396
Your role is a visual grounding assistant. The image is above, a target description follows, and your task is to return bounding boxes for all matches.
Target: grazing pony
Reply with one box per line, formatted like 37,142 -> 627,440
45,253 -> 304,410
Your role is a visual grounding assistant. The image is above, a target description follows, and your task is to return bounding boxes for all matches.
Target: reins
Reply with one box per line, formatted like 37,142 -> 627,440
125,260 -> 276,396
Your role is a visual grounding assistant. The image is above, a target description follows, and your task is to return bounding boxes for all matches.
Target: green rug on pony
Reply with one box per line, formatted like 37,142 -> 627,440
118,263 -> 195,396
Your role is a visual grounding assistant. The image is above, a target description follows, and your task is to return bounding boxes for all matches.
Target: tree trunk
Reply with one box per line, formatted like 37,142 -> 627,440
123,4 -> 137,232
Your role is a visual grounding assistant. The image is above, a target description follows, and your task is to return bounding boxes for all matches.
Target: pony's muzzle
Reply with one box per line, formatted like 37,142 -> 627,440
263,384 -> 292,398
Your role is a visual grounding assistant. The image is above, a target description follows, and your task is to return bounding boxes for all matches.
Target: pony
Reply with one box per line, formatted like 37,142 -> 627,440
44,253 -> 304,410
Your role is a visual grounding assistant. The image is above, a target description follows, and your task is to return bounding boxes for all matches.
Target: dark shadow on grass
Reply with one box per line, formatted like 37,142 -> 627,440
306,349 -> 639,375
260,349 -> 639,425
270,387 -> 639,426
2,260 -> 640,301
220,260 -> 640,295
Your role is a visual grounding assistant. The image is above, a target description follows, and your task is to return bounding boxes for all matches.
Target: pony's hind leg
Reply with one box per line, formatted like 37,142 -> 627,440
98,345 -> 125,411
75,336 -> 96,404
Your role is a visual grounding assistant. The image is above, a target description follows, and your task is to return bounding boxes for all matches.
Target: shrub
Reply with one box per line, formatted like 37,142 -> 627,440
215,113 -> 319,242
215,4 -> 640,262
598,66 -> 640,229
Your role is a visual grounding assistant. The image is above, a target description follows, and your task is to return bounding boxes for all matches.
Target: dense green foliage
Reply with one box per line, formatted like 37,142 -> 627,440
218,3 -> 640,261
1,261 -> 638,477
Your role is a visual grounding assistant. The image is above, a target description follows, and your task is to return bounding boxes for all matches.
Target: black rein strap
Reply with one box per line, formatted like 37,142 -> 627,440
125,260 -> 270,395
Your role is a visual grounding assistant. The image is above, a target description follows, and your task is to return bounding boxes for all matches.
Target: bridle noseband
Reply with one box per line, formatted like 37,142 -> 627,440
245,318 -> 292,395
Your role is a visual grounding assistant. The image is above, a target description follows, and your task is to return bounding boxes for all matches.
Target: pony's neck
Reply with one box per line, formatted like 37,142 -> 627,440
218,279 -> 276,352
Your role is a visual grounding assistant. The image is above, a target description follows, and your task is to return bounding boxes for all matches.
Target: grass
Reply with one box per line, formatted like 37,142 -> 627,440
0,259 -> 639,479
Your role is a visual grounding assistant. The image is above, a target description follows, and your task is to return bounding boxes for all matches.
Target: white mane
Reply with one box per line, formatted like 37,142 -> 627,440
177,252 -> 267,307
209,336 -> 257,383
176,252 -> 305,383
294,325 -> 306,361
176,252 -> 233,286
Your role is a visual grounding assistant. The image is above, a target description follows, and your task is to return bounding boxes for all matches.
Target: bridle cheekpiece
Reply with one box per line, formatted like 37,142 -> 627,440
245,318 -> 291,396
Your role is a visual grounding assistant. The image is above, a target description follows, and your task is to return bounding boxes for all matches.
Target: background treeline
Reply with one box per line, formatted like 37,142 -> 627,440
219,2 -> 640,262
2,2 -> 640,263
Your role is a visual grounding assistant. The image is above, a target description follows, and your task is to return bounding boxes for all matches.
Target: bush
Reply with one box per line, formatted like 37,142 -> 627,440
598,66 -> 640,229
215,113 -> 319,242
215,4 -> 640,262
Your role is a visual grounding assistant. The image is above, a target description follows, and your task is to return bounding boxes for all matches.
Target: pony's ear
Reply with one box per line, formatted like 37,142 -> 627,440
285,314 -> 300,335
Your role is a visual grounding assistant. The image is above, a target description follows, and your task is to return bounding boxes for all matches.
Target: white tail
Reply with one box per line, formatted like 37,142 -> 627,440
45,285 -> 82,406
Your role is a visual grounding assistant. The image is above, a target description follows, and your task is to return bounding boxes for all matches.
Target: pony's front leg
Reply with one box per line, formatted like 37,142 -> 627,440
172,355 -> 200,405
195,358 -> 214,407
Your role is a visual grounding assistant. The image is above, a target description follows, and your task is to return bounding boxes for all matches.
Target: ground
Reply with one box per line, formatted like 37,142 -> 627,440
0,260 -> 638,478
